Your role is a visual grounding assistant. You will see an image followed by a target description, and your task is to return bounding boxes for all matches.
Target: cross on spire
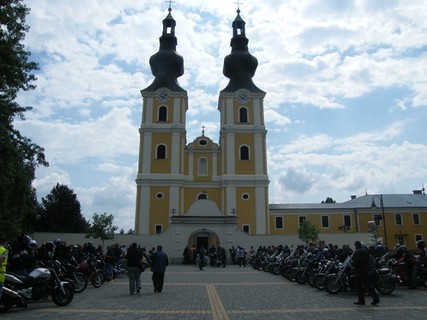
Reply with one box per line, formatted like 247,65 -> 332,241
234,0 -> 243,13
166,0 -> 175,11
201,125 -> 205,136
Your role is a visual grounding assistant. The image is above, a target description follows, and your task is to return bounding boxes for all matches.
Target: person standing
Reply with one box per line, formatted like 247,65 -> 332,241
125,242 -> 143,295
151,245 -> 168,293
0,235 -> 9,301
352,241 -> 379,305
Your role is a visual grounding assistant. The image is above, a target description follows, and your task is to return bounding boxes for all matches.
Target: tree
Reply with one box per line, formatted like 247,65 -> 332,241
321,197 -> 336,204
86,213 -> 118,248
0,0 -> 48,239
297,220 -> 319,245
36,184 -> 88,232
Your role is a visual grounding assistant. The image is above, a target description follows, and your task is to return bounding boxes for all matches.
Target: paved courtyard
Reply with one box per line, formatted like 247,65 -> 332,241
2,264 -> 427,320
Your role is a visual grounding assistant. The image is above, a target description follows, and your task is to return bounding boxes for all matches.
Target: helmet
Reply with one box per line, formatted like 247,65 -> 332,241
416,240 -> 425,249
397,245 -> 408,255
53,239 -> 61,247
28,239 -> 38,249
45,241 -> 55,251
21,234 -> 32,247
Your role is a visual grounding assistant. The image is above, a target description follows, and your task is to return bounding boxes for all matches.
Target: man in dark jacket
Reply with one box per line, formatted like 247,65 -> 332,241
151,245 -> 168,293
352,241 -> 379,305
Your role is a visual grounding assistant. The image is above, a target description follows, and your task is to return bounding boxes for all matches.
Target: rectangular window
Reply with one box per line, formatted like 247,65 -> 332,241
395,213 -> 402,225
298,216 -> 306,227
413,213 -> 420,225
155,224 -> 163,234
344,215 -> 351,228
373,214 -> 382,226
321,215 -> 329,228
242,224 -> 250,234
397,236 -> 405,246
275,217 -> 283,229
415,234 -> 423,242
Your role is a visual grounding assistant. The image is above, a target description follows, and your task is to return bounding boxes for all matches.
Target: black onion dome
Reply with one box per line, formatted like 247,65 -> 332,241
143,8 -> 185,92
221,9 -> 263,93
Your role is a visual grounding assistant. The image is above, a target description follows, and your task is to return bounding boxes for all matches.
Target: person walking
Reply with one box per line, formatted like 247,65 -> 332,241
151,245 -> 168,293
0,235 -> 9,301
125,242 -> 143,295
352,241 -> 380,306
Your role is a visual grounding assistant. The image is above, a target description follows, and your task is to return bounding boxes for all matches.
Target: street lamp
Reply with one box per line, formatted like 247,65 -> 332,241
370,194 -> 387,249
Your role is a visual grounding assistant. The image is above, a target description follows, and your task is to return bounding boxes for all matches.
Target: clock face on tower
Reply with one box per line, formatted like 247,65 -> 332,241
158,91 -> 169,103
238,93 -> 248,104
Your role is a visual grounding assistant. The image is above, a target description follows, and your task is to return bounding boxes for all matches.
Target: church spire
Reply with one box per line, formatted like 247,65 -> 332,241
221,9 -> 263,93
142,6 -> 185,92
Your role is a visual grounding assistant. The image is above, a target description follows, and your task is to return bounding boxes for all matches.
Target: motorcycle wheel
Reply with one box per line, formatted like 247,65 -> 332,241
73,272 -> 88,293
0,294 -> 15,313
314,273 -> 326,290
375,276 -> 396,295
288,268 -> 297,282
325,275 -> 342,294
272,264 -> 281,275
90,272 -> 103,288
308,272 -> 316,287
52,283 -> 74,306
295,270 -> 307,284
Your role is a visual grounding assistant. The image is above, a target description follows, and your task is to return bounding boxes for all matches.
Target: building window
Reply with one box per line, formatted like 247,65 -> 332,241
239,107 -> 248,123
373,214 -> 382,226
397,235 -> 405,246
242,224 -> 250,233
158,106 -> 167,121
275,217 -> 283,229
156,144 -> 166,159
343,215 -> 351,228
321,215 -> 329,228
413,213 -> 420,225
156,192 -> 164,199
198,158 -> 208,176
155,224 -> 163,234
415,234 -> 423,242
298,216 -> 306,227
241,193 -> 250,200
240,145 -> 250,160
395,213 -> 402,225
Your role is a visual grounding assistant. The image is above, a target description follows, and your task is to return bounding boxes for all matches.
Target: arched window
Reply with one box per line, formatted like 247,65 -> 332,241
156,144 -> 166,159
240,145 -> 250,160
239,107 -> 248,123
158,106 -> 167,121
198,158 -> 208,176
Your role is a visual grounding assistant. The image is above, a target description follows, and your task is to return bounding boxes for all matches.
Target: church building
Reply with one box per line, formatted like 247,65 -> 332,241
133,6 -> 427,255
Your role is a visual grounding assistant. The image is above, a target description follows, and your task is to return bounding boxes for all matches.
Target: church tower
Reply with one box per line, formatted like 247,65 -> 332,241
135,7 -> 269,236
135,7 -> 187,234
218,9 -> 269,234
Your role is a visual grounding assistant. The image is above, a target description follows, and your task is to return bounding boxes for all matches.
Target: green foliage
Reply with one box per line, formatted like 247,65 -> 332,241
297,220 -> 319,245
0,0 -> 48,238
321,197 -> 336,203
36,184 -> 88,232
86,213 -> 118,247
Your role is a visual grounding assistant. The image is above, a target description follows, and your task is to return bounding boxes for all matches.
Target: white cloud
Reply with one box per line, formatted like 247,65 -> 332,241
17,0 -> 427,229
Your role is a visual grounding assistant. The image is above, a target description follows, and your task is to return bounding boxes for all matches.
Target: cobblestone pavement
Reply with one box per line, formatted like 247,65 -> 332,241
2,264 -> 427,320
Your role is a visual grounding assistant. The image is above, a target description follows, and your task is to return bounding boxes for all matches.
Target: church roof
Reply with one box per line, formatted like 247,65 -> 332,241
269,194 -> 427,211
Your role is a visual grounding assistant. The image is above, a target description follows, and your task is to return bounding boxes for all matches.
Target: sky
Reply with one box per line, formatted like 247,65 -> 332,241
16,0 -> 427,231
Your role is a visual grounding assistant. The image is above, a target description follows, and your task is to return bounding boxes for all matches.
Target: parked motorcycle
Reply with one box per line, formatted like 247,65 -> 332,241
0,262 -> 74,313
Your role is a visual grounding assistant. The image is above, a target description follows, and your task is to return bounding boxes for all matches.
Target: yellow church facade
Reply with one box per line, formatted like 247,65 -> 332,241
134,7 -> 427,253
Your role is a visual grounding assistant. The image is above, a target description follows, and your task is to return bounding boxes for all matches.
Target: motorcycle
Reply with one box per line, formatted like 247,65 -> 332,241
0,262 -> 74,313
77,254 -> 104,288
325,256 -> 399,295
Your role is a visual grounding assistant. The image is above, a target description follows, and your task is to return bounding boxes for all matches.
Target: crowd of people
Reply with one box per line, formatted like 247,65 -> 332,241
1,233 -> 426,304
0,234 -> 169,298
